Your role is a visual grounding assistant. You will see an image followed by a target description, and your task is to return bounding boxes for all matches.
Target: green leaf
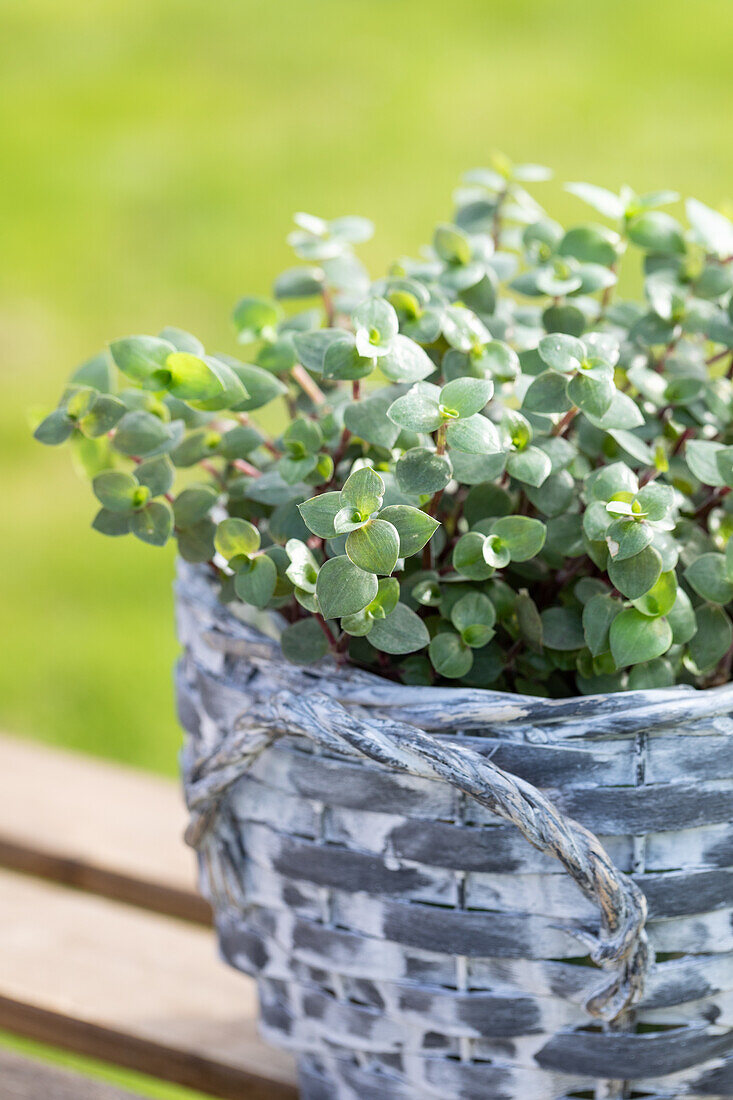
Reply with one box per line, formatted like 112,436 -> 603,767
686,440 -> 726,487
635,482 -> 674,521
323,335 -> 375,381
396,448 -> 452,495
158,327 -> 204,355
565,182 -> 624,220
34,409 -> 74,445
280,618 -> 329,664
113,411 -> 176,457
541,607 -> 585,651
522,372 -> 573,414
583,594 -> 622,655
491,516 -> 546,561
439,377 -> 494,418
92,508 -> 130,537
135,455 -> 174,497
316,555 -> 378,619
429,632 -> 473,678
482,533 -> 510,568
292,329 -> 346,373
627,658 -> 675,690
605,519 -> 653,562
387,384 -> 442,433
608,544 -> 663,599
506,446 -> 551,487
558,224 -> 619,266
109,335 -> 175,385
627,211 -> 685,255
379,505 -> 440,557
450,592 -> 496,648
446,414 -> 501,454
285,538 -> 320,592
609,608 -> 673,667
130,500 -> 173,547
452,532 -> 494,580
686,198 -> 733,258
215,517 -> 260,559
368,604 -> 430,654
228,362 -> 287,410
273,266 -> 325,299
688,605 -> 732,672
667,587 -> 697,645
232,296 -> 280,342
631,570 -> 677,618
567,369 -> 615,418
353,297 -> 399,357
343,391 -> 401,449
538,333 -> 585,372
340,466 -> 385,516
298,492 -> 342,538
173,485 -> 218,527
515,591 -> 543,652
92,471 -> 143,513
346,519 -> 400,575
158,352 -> 227,401
379,335 -> 435,383
434,223 -> 472,264
71,350 -> 115,391
176,519 -> 216,563
369,576 -> 400,617
585,391 -> 644,431
78,394 -> 126,437
715,447 -> 733,489
283,417 -> 323,457
685,553 -> 733,604
219,425 -> 263,458
234,554 -> 278,608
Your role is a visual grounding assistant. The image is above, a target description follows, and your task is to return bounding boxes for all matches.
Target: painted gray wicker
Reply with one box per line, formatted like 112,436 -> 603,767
176,562 -> 733,1099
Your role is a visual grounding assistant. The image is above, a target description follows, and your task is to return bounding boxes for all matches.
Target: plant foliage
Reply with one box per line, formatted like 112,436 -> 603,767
36,156 -> 733,695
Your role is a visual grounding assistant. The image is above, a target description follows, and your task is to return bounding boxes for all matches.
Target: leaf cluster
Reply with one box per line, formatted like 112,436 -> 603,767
35,156 -> 733,695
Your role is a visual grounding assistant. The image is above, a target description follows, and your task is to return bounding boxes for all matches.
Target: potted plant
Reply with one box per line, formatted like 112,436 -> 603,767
36,157 -> 733,1098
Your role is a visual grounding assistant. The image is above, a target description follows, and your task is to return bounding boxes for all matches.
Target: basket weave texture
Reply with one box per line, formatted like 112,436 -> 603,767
177,563 -> 733,1100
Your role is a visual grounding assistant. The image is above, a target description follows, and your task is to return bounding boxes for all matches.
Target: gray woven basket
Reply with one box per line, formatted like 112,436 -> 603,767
176,562 -> 733,1099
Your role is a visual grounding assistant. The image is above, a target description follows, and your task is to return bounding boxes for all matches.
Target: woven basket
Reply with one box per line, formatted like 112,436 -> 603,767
177,562 -> 733,1100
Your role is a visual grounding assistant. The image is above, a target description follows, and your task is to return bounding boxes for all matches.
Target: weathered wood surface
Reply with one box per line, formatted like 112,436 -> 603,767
177,561 -> 733,1100
0,868 -> 297,1099
0,1048 -> 147,1100
0,735 -> 209,924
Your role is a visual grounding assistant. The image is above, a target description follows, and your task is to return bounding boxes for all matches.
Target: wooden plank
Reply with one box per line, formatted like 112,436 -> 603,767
0,735 -> 209,924
0,1047 -> 145,1100
0,870 -> 297,1100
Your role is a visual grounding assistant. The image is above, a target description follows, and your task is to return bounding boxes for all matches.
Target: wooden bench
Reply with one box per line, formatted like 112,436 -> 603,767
0,735 -> 298,1099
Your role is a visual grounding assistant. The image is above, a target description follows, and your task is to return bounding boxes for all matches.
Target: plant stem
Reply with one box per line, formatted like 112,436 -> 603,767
322,286 -> 336,327
694,485 -> 731,522
552,407 -> 579,437
671,426 -> 695,457
237,413 -> 281,456
315,613 -> 338,650
291,364 -> 327,406
491,188 -> 507,250
352,379 -> 361,401
232,458 -> 262,478
199,459 -> 227,487
436,423 -> 447,454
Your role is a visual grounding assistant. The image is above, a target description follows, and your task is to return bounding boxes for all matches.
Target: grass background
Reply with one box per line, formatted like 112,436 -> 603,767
3,0 -> 733,774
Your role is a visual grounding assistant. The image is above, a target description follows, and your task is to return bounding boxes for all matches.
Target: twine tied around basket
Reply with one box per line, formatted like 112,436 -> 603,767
183,688 -> 652,1024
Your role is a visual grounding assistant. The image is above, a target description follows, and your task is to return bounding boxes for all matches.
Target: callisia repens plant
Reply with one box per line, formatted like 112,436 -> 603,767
35,157 -> 733,696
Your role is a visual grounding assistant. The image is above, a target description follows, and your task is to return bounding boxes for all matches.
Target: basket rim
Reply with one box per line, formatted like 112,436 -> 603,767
176,558 -> 733,736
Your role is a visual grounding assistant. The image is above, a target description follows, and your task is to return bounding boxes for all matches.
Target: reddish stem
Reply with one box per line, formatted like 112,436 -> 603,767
552,408 -> 579,437
232,458 -> 261,478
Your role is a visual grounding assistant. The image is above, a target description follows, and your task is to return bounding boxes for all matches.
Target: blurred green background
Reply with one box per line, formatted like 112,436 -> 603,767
3,0 -> 733,774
